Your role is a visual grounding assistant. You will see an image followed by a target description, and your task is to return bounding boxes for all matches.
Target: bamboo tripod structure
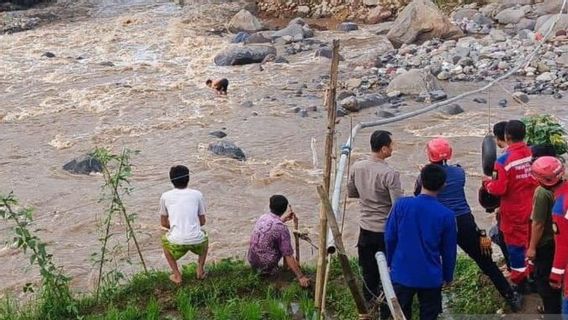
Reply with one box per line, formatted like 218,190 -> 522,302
313,39 -> 369,319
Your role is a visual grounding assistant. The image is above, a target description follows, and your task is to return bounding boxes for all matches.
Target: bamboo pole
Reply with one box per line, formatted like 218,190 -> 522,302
293,212 -> 300,264
314,39 -> 340,315
317,185 -> 369,317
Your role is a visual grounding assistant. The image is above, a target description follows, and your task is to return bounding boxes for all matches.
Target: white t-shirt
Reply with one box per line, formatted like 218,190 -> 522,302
159,188 -> 206,245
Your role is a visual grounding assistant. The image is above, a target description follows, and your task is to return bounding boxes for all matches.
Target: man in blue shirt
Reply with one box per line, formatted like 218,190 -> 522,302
386,164 -> 457,320
415,138 -> 522,311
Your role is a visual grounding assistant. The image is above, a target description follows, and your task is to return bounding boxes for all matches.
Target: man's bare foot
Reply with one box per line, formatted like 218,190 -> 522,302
169,273 -> 182,284
196,269 -> 207,280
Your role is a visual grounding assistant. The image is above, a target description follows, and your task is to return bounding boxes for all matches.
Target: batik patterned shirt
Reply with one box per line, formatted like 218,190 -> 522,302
247,213 -> 293,274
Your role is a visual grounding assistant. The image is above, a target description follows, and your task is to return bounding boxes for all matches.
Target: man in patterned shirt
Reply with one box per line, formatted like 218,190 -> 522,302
248,195 -> 310,287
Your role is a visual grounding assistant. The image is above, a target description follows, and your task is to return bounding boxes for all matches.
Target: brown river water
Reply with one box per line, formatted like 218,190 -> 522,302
1,0 -> 567,296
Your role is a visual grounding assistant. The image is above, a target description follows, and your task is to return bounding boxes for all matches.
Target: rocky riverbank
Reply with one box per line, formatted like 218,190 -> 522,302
210,0 -> 568,122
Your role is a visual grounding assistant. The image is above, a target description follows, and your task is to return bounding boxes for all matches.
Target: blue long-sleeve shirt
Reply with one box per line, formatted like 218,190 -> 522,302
414,164 -> 471,216
385,194 -> 457,288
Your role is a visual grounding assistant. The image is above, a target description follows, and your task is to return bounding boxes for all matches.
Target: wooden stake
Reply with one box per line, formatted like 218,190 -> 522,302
293,207 -> 300,264
317,185 -> 369,316
315,39 -> 341,316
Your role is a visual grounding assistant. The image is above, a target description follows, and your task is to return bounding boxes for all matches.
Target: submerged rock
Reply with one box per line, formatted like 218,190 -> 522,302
209,131 -> 227,138
386,69 -> 441,95
208,141 -> 246,161
440,104 -> 464,115
214,45 -> 276,66
63,155 -> 103,175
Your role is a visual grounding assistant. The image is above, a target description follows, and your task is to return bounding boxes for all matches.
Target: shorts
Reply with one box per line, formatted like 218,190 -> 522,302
161,232 -> 208,260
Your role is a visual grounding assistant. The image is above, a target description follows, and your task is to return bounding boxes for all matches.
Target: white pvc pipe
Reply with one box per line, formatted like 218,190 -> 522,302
375,251 -> 406,320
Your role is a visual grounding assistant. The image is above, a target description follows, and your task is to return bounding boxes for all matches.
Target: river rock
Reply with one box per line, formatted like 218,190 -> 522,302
437,71 -> 450,80
557,53 -> 568,66
63,154 -> 103,175
536,72 -> 555,81
232,32 -> 250,43
440,104 -> 464,115
429,90 -> 448,101
512,92 -> 529,103
386,0 -> 463,47
497,0 -> 532,11
228,9 -> 263,33
480,3 -> 500,18
261,54 -> 289,64
208,141 -> 246,161
366,6 -> 392,24
338,91 -> 355,100
535,0 -> 568,16
337,22 -> 358,32
272,23 -> 312,40
209,130 -> 227,138
490,29 -> 507,42
452,8 -> 478,22
340,96 -> 359,112
495,7 -> 529,25
473,13 -> 494,26
314,47 -> 345,60
386,69 -> 441,95
515,18 -> 536,31
370,21 -> 395,35
377,109 -> 396,118
358,94 -> 387,109
214,45 -> 276,66
296,5 -> 310,16
289,17 -> 306,26
536,14 -> 568,38
245,32 -> 271,44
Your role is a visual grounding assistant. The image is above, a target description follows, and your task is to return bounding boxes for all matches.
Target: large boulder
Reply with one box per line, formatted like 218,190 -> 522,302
386,69 -> 441,95
214,45 -> 277,66
534,0 -> 568,16
208,141 -> 246,161
536,14 -> 568,37
227,9 -> 263,33
366,6 -> 392,24
495,6 -> 530,25
386,0 -> 463,47
63,155 -> 103,175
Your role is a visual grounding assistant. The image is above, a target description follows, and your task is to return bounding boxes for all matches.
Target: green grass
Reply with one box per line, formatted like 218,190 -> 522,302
1,255 -> 505,319
445,255 -> 504,314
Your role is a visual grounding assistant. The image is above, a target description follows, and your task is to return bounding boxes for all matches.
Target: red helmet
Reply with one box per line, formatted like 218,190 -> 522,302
531,156 -> 565,187
427,138 -> 453,162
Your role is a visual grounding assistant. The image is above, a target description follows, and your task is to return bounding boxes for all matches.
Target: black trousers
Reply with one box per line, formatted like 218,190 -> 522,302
534,242 -> 562,318
357,228 -> 390,319
394,283 -> 442,320
456,213 -> 515,300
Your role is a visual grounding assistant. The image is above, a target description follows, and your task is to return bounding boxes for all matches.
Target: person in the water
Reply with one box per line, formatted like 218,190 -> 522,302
206,78 -> 229,95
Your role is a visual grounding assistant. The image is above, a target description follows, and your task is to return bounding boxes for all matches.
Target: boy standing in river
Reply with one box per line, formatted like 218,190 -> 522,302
159,165 -> 209,284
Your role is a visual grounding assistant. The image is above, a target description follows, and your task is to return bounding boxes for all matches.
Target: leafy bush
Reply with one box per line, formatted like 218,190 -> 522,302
523,115 -> 568,155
